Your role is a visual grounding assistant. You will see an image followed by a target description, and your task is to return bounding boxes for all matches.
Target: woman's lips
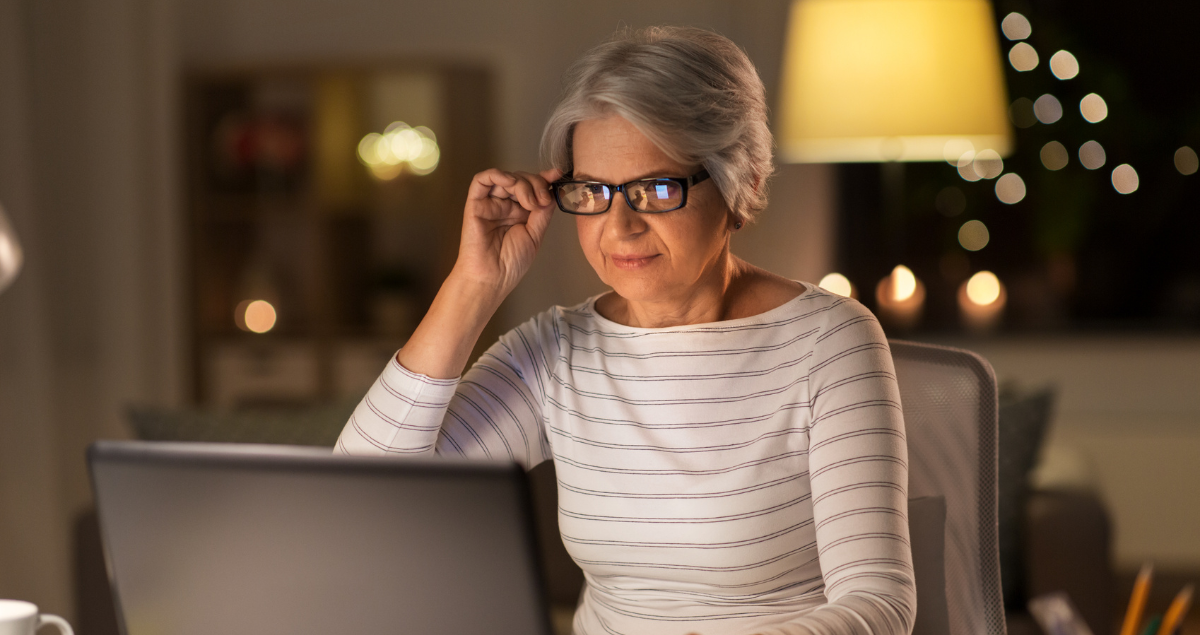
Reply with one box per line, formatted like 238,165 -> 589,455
610,254 -> 660,270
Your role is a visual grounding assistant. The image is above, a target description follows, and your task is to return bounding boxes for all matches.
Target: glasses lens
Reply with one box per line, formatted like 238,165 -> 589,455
557,182 -> 611,214
627,179 -> 683,212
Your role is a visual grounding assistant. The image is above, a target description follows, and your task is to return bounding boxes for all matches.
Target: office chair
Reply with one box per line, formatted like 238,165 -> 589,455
891,339 -> 1005,635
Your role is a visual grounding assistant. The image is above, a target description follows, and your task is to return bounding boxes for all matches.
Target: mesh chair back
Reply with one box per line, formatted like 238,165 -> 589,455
890,340 -> 1005,635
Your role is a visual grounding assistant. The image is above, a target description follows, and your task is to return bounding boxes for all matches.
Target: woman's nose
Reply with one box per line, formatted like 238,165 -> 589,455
605,193 -> 648,237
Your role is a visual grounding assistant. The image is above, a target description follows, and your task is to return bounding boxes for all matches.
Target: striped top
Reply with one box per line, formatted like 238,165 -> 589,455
336,284 -> 916,635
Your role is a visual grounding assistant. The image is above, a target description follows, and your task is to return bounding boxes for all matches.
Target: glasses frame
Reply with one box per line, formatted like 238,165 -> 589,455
550,168 -> 710,215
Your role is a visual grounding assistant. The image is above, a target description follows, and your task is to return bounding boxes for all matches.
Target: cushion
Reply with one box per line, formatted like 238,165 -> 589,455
997,387 -> 1055,607
909,495 -> 950,635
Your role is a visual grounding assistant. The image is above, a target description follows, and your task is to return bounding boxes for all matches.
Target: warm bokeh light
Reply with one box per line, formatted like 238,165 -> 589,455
958,220 -> 990,251
957,152 -> 982,182
1009,42 -> 1039,71
1112,164 -> 1139,194
0,202 -> 23,295
1049,50 -> 1079,79
972,149 -> 1004,179
1079,93 -> 1108,123
960,270 -> 1008,331
966,271 -> 1002,305
1034,94 -> 1062,124
958,271 -> 1006,332
357,121 -> 440,180
995,173 -> 1026,204
1174,146 -> 1198,175
818,272 -> 855,298
236,299 -> 277,334
1008,98 -> 1037,128
1001,12 -> 1031,40
1079,140 -> 1106,170
1040,141 -> 1069,170
935,186 -> 967,217
875,265 -> 925,330
892,265 -> 916,302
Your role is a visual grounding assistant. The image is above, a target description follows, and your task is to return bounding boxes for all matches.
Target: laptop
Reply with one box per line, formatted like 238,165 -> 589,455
88,440 -> 554,635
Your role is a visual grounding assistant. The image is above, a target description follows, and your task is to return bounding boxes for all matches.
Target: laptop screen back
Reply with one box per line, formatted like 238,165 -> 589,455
89,441 -> 552,635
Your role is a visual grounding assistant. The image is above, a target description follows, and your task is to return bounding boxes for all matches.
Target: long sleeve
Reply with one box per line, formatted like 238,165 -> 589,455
335,312 -> 558,470
755,302 -> 916,635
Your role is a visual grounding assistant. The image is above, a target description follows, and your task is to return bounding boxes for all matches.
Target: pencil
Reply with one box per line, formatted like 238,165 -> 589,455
1121,564 -> 1155,635
1156,584 -> 1193,635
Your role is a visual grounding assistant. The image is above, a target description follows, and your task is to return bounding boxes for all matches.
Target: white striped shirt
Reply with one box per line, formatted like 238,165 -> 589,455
336,284 -> 916,635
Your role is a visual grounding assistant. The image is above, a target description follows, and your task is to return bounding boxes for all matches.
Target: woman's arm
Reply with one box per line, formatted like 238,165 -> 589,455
399,168 -> 560,379
757,300 -> 917,635
335,168 -> 562,464
335,313 -> 558,469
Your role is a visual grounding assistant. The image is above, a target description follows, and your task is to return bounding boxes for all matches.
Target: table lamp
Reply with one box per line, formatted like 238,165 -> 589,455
0,201 -> 23,295
777,0 -> 1012,164
779,0 -> 1012,329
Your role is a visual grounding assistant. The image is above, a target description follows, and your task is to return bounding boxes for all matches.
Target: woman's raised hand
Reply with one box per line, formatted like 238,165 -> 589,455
453,168 -> 562,298
397,168 -> 561,379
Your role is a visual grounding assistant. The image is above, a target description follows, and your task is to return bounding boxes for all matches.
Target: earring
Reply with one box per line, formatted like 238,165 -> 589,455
734,221 -> 743,230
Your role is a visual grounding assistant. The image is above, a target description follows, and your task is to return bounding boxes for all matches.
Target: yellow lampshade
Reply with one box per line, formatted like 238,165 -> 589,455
777,0 -> 1012,163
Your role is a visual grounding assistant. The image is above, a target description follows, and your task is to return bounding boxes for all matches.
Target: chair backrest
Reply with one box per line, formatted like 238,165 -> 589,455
890,340 -> 1005,635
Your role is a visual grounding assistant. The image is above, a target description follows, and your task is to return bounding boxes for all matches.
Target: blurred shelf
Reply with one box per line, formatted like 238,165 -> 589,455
186,64 -> 496,406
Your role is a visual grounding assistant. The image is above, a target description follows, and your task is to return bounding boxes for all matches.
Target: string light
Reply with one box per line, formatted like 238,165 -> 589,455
1009,43 -> 1039,72
1034,94 -> 1063,124
1079,141 -> 1106,170
1174,147 -> 1198,175
1001,13 -> 1032,41
972,150 -> 1004,179
1080,94 -> 1108,123
1040,141 -> 1069,170
957,152 -> 982,182
1049,51 -> 1079,79
958,220 -> 990,251
1112,164 -> 1139,194
995,173 -> 1027,204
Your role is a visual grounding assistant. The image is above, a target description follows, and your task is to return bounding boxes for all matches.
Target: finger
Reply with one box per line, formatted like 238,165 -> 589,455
508,174 -> 546,212
467,169 -> 517,200
516,171 -> 554,207
539,167 -> 563,185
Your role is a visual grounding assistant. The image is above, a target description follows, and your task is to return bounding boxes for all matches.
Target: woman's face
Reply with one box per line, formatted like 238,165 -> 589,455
572,115 -> 733,304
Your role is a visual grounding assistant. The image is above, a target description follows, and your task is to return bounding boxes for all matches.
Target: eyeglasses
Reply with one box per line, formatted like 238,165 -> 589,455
550,169 -> 710,215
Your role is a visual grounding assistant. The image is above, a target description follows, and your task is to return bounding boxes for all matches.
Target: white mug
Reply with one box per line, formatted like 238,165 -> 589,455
0,600 -> 73,635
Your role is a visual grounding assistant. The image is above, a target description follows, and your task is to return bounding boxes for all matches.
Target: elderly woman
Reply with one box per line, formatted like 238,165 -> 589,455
337,26 -> 915,635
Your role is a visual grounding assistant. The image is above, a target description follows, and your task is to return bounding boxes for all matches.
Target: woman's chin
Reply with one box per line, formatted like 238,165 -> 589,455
605,276 -> 674,304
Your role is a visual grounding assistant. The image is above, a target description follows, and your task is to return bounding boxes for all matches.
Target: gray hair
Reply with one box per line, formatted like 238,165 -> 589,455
540,26 -> 773,224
